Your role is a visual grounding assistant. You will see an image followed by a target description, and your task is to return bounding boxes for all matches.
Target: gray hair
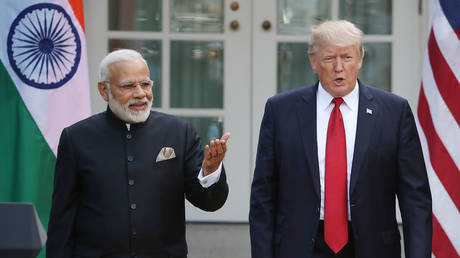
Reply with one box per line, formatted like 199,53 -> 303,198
98,49 -> 148,83
308,20 -> 364,57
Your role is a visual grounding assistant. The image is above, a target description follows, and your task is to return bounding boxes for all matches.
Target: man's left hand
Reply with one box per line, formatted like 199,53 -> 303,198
202,133 -> 231,176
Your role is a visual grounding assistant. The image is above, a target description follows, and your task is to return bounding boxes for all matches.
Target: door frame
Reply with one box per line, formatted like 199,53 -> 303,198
83,0 -> 252,222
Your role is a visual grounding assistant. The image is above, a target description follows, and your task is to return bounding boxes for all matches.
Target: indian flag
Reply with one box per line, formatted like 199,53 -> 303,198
0,0 -> 90,255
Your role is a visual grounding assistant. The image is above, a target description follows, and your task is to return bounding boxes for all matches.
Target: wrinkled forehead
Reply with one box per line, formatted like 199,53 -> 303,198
108,59 -> 150,81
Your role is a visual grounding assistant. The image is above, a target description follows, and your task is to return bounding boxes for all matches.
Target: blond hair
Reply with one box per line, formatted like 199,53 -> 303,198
308,20 -> 364,57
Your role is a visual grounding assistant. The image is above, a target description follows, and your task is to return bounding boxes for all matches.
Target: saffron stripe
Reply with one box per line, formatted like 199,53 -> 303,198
433,215 -> 460,257
68,0 -> 85,32
428,29 -> 460,126
417,87 -> 460,210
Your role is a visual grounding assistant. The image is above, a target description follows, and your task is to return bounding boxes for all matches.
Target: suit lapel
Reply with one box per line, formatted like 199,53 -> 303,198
296,84 -> 320,198
350,83 -> 376,196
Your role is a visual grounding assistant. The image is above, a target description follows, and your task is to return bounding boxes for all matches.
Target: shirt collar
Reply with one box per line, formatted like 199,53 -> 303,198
317,81 -> 359,111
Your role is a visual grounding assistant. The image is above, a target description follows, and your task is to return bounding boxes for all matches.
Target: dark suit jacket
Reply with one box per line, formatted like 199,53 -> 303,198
249,82 -> 432,258
47,108 -> 229,258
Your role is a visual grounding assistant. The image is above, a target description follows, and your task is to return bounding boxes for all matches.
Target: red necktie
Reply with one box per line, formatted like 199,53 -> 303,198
324,97 -> 348,253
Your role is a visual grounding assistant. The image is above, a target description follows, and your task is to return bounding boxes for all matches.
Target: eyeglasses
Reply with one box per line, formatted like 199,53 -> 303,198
106,79 -> 154,91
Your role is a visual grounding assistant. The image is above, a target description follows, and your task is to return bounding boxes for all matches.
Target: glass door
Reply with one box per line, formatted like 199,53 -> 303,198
251,0 -> 422,166
84,0 -> 423,223
84,0 -> 252,221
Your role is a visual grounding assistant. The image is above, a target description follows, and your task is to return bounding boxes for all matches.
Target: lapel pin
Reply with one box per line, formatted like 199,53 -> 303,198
366,108 -> 373,115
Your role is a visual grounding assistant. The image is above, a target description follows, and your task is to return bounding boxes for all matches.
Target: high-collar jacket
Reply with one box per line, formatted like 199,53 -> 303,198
47,108 -> 228,258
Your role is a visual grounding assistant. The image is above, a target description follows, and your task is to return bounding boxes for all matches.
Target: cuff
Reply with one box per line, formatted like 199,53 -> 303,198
198,163 -> 223,188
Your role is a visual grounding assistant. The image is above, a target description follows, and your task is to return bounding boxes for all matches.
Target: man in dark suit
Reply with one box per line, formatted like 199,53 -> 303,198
249,20 -> 432,258
47,49 -> 230,258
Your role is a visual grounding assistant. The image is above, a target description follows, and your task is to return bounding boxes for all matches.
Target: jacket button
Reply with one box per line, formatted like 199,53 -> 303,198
130,203 -> 136,210
126,133 -> 132,139
127,156 -> 134,162
128,179 -> 134,186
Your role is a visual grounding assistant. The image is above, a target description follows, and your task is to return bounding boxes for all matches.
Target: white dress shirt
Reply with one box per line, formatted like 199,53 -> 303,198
197,163 -> 222,187
316,82 -> 359,220
126,124 -> 222,188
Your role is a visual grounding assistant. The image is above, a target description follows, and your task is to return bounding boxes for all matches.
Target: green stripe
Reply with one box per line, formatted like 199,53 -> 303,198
0,60 -> 55,257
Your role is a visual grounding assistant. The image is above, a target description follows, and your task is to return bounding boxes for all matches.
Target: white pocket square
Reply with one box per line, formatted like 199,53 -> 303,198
156,147 -> 176,162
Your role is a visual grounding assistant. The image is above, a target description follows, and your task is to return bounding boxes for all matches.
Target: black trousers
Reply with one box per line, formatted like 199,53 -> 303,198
313,221 -> 355,258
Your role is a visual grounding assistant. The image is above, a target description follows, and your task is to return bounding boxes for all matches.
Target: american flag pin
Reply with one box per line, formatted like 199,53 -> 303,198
366,108 -> 373,114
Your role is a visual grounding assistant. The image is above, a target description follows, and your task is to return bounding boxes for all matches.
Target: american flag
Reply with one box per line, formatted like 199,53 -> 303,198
415,0 -> 460,257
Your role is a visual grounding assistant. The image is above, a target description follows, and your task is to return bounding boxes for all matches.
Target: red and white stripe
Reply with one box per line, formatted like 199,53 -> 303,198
416,0 -> 460,257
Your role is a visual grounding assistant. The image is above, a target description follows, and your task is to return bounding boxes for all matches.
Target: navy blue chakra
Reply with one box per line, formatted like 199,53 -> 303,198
7,3 -> 81,89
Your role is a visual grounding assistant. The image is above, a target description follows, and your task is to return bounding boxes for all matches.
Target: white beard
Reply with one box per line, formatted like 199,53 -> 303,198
108,90 -> 152,123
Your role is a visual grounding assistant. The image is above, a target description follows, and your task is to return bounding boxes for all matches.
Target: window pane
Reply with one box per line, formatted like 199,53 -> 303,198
278,0 -> 331,35
108,0 -> 162,31
170,0 -> 224,33
360,43 -> 391,91
170,41 -> 223,108
277,42 -> 391,93
180,116 -> 223,148
108,40 -> 162,107
339,0 -> 392,35
278,42 -> 317,93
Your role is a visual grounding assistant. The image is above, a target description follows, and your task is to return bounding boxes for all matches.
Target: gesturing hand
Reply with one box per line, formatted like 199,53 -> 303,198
202,133 -> 231,176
